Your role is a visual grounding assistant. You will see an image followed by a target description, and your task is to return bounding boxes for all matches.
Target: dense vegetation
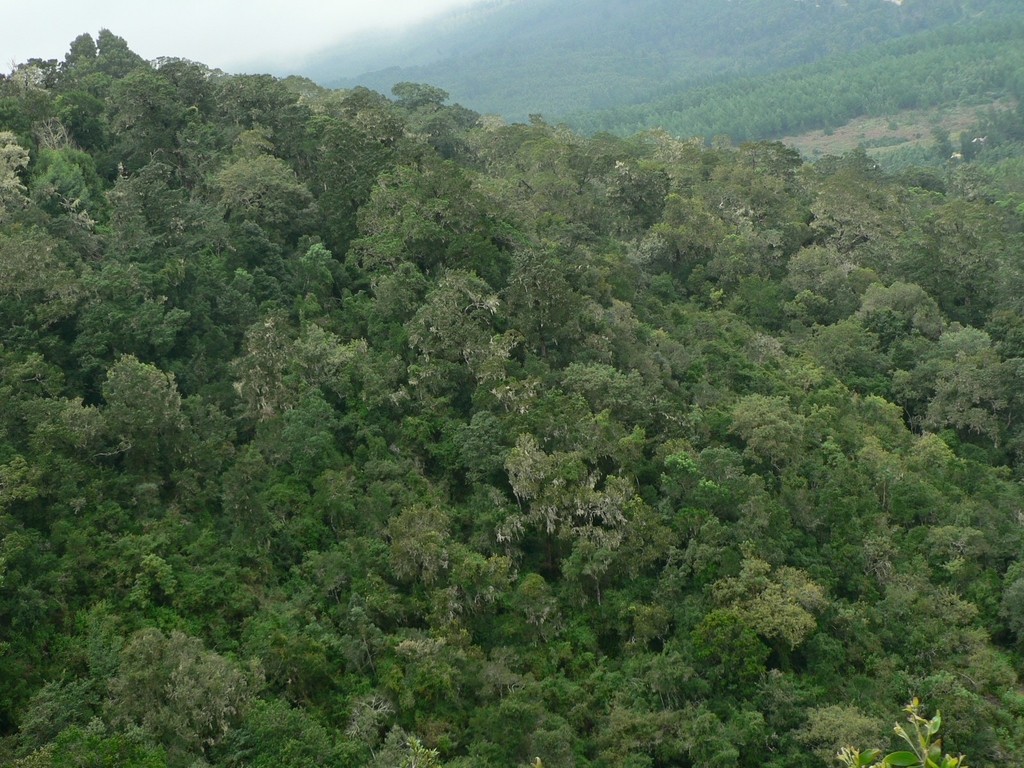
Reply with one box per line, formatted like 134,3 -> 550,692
566,20 -> 1024,144
4,29 -> 1024,768
301,0 -> 1018,122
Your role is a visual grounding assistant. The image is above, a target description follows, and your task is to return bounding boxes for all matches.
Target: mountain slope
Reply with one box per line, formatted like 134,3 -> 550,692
7,30 -> 1024,768
297,0 -> 1018,121
564,19 -> 1024,141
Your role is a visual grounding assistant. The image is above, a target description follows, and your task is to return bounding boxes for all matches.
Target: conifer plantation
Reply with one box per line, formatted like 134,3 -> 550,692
3,28 -> 1024,768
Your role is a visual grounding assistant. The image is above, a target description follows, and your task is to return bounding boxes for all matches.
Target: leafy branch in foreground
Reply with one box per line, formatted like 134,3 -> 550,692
838,699 -> 968,768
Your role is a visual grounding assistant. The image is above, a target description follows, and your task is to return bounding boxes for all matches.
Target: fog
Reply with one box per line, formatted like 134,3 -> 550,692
0,0 -> 476,73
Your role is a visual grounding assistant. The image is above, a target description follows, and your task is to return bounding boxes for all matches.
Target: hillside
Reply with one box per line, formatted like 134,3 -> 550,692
4,27 -> 1024,768
565,19 -> 1024,141
297,0 -> 1012,121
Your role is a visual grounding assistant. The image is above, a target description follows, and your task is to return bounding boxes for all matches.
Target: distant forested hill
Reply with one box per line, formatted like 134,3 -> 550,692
565,19 -> 1024,142
298,0 -> 1021,121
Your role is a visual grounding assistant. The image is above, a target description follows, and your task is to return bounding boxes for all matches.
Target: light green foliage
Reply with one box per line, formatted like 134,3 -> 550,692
294,242 -> 336,304
806,320 -> 888,393
214,154 -> 315,233
30,147 -> 106,222
12,680 -> 98,757
1000,564 -> 1024,640
231,314 -> 365,420
784,246 -> 864,325
838,699 -> 968,768
406,270 -> 500,372
923,328 -> 1011,444
711,555 -> 827,649
400,735 -> 442,768
14,722 -> 167,768
0,131 -> 29,219
729,395 -> 806,469
221,698 -> 345,768
105,628 -> 262,766
797,705 -> 884,764
857,282 -> 945,342
505,433 -> 632,547
388,505 -> 452,585
353,153 -> 500,277
0,228 -> 81,323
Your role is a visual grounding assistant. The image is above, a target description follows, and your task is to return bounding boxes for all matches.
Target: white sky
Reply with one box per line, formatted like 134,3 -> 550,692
0,0 -> 476,73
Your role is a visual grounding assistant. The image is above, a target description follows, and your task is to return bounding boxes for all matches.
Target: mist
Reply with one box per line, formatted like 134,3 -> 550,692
0,0 -> 476,73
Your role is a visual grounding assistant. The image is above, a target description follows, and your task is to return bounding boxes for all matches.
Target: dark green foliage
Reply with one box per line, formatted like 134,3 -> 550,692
5,26 -> 1024,768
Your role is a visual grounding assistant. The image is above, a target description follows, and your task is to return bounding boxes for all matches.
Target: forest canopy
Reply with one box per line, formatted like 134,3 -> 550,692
2,27 -> 1024,768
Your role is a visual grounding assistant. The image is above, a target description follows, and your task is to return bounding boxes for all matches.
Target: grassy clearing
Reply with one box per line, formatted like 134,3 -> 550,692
782,97 -> 1017,161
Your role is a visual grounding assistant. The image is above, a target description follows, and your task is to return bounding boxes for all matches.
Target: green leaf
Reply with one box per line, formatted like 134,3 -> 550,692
884,752 -> 922,767
860,749 -> 882,766
928,714 -> 942,736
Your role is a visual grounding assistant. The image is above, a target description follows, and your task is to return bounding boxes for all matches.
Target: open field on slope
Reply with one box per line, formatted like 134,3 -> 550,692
782,97 -> 1018,162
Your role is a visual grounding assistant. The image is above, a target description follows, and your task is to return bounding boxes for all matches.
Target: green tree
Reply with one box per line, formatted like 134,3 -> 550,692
710,555 -> 827,652
353,153 -> 507,283
101,355 -> 186,472
0,131 -> 29,221
729,394 -> 806,471
388,505 -> 452,585
95,29 -> 146,79
61,33 -> 97,76
796,705 -> 884,764
14,723 -> 167,768
214,153 -> 316,239
392,82 -> 450,110
30,147 -> 106,222
0,227 -> 81,324
408,271 -> 499,362
502,248 -> 587,361
923,327 -> 1012,446
105,628 -> 262,767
